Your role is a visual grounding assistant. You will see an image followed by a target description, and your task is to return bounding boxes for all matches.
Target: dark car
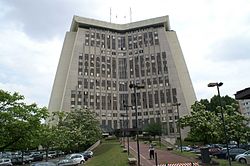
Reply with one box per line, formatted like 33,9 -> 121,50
11,156 -> 25,165
80,151 -> 93,161
30,153 -> 43,162
213,148 -> 246,160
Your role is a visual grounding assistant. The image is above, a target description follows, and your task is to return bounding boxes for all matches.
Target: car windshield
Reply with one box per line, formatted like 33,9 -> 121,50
65,155 -> 71,159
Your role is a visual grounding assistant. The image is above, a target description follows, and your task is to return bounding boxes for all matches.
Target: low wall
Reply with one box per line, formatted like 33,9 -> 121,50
87,140 -> 101,151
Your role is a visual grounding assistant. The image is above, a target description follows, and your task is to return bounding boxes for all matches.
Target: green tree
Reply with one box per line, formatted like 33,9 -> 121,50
36,124 -> 59,161
56,109 -> 102,152
223,104 -> 250,146
203,95 -> 238,114
179,102 -> 220,144
179,96 -> 249,145
0,89 -> 48,151
143,122 -> 162,140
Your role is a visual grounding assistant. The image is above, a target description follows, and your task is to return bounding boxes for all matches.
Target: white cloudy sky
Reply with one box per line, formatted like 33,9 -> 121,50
0,0 -> 250,107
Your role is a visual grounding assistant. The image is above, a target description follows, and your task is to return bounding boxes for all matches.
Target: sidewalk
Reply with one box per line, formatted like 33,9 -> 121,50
128,141 -> 199,166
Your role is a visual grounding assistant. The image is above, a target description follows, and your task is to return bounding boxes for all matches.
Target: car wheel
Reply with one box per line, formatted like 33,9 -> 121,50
80,160 -> 84,164
239,158 -> 247,164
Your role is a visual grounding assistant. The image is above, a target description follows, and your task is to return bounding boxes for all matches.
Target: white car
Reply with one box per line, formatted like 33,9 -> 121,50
235,150 -> 250,164
65,153 -> 85,165
0,158 -> 12,166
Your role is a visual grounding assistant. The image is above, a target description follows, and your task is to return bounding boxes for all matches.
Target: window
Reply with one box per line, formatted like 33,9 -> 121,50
149,32 -> 153,45
172,88 -> 177,103
135,57 -> 139,77
148,91 -> 153,108
143,33 -> 148,47
133,35 -> 138,49
118,58 -> 127,79
166,89 -> 171,103
112,57 -> 116,78
112,35 -> 116,49
85,33 -> 89,46
154,31 -> 159,45
107,35 -> 110,49
129,58 -> 134,78
90,32 -> 95,46
128,36 -> 132,49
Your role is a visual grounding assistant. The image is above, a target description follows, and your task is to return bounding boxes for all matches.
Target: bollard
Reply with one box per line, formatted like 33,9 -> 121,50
155,152 -> 158,166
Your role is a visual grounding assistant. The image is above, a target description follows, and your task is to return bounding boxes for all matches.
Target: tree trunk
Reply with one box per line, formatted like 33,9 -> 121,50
46,147 -> 49,162
21,150 -> 24,164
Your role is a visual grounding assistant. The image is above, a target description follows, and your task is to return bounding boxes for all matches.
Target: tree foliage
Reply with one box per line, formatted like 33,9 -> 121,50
179,95 -> 250,145
51,109 -> 102,152
0,89 -> 102,153
143,122 -> 162,138
0,89 -> 48,151
179,102 -> 220,144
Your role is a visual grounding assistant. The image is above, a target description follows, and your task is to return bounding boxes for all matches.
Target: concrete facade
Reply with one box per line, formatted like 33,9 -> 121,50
48,15 -> 196,139
238,99 -> 250,127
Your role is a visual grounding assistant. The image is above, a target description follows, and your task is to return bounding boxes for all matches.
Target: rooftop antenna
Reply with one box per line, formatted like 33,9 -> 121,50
110,8 -> 112,23
130,7 -> 132,23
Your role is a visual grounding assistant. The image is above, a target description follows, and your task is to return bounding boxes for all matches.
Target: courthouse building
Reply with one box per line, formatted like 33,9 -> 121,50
48,15 -> 196,138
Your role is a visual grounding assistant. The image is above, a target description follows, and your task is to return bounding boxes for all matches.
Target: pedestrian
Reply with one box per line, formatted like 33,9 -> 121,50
149,141 -> 155,160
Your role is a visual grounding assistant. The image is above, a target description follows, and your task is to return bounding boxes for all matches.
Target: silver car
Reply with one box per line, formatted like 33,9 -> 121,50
63,154 -> 85,165
0,158 -> 12,166
235,150 -> 250,164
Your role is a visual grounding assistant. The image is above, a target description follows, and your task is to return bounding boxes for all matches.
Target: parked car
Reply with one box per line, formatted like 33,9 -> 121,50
30,153 -> 43,162
57,151 -> 65,157
0,158 -> 12,166
48,151 -> 57,159
0,152 -> 11,159
235,150 -> 250,164
206,144 -> 223,155
239,144 -> 250,150
64,154 -> 85,165
178,146 -> 192,151
57,159 -> 76,166
80,151 -> 93,161
31,162 -> 57,166
83,151 -> 93,157
213,148 -> 246,160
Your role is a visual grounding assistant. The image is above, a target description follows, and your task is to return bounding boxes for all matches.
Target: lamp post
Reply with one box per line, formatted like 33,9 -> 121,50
172,102 -> 182,152
129,83 -> 144,166
124,102 -> 133,156
208,82 -> 231,166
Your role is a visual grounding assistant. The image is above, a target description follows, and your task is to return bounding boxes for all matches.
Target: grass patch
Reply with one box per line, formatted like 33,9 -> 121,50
85,140 -> 129,166
212,158 -> 244,166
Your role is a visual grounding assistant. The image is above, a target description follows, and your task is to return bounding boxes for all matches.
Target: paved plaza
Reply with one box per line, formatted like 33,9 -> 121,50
128,141 -> 199,166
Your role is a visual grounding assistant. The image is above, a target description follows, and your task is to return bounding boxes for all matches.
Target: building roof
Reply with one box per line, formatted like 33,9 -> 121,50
235,87 -> 250,100
70,15 -> 171,32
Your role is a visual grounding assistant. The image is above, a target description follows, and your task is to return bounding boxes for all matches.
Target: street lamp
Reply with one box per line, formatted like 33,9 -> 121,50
129,83 -> 144,166
208,82 -> 231,166
124,102 -> 133,156
172,102 -> 182,152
